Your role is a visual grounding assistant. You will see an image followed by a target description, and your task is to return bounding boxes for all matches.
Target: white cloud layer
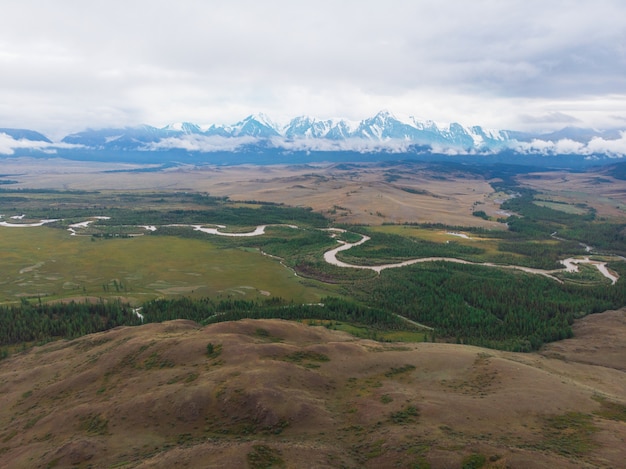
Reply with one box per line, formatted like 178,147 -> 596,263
514,132 -> 626,157
0,133 -> 81,155
144,132 -> 626,157
146,135 -> 417,154
5,129 -> 626,157
1,1 -> 626,137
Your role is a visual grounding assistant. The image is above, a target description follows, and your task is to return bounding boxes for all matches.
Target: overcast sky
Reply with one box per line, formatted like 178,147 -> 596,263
1,0 -> 625,138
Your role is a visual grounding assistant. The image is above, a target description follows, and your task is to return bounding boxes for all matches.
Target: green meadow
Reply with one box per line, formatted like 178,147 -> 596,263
533,200 -> 589,215
0,226 -> 335,305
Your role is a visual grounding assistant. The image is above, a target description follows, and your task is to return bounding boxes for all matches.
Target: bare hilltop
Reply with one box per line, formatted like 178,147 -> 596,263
1,309 -> 625,468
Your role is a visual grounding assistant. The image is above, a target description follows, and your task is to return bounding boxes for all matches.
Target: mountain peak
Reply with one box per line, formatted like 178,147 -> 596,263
244,113 -> 278,129
373,109 -> 395,120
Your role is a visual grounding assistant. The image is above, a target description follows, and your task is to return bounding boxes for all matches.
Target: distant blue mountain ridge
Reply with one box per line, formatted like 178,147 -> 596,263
0,128 -> 52,143
1,111 -> 626,168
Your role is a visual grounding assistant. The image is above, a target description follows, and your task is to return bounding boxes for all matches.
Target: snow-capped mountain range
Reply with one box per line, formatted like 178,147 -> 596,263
2,111 -> 626,162
58,111 -> 514,151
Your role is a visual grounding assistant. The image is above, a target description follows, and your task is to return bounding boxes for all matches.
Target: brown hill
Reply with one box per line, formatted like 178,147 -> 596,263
1,311 -> 625,468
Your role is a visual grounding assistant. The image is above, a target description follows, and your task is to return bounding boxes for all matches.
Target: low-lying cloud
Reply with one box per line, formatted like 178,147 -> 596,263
0,133 -> 82,155
5,130 -> 626,158
145,135 -> 417,154
143,133 -> 626,157
515,132 -> 626,157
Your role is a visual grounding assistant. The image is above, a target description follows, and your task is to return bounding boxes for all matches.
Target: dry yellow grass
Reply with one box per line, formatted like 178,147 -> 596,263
8,160 -> 504,227
1,310 -> 625,468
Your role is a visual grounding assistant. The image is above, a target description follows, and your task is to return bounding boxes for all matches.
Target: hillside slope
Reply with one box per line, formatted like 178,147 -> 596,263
1,312 -> 625,468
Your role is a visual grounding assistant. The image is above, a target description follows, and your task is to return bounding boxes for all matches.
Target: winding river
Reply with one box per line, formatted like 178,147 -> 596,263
323,232 -> 619,285
1,217 -> 619,284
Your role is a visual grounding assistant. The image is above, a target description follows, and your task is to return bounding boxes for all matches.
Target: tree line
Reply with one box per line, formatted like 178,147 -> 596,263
0,296 -> 410,359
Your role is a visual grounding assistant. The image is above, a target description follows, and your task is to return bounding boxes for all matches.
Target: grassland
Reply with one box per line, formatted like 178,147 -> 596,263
533,200 -> 589,215
517,170 -> 626,219
0,226 -> 335,304
367,225 -> 505,258
4,160 -> 504,227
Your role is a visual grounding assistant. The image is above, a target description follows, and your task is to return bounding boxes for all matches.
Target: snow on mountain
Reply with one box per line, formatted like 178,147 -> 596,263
231,114 -> 281,138
284,116 -> 331,139
202,114 -> 281,139
161,122 -> 202,134
353,111 -> 421,141
6,113 -> 626,157
323,121 -> 349,140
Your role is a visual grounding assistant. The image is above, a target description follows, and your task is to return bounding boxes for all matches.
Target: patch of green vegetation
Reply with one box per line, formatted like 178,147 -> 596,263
262,419 -> 290,435
206,342 -> 222,358
143,352 -> 175,369
399,187 -> 430,195
593,395 -> 626,422
375,330 -> 427,342
385,364 -> 416,377
283,350 -> 330,364
390,405 -> 419,424
380,394 -> 393,404
24,414 -> 44,430
76,337 -> 112,351
317,320 -> 426,342
410,458 -> 432,469
461,453 -> 487,469
46,457 -> 60,468
363,438 -> 386,460
2,430 -> 18,442
246,444 -> 286,469
254,328 -> 283,343
177,433 -> 194,445
472,210 -> 489,220
533,200 -> 589,215
80,413 -> 109,435
555,263 -> 611,285
537,412 -> 597,457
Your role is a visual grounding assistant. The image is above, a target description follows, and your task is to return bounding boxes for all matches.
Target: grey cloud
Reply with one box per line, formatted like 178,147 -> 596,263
1,1 -> 625,134
520,112 -> 582,125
